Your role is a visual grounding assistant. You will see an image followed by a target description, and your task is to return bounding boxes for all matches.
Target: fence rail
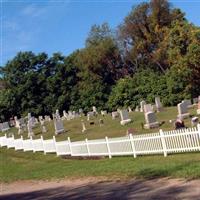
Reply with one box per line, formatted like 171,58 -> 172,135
0,125 -> 200,158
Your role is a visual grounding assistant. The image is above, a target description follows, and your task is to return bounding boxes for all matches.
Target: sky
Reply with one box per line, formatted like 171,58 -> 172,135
1,0 -> 200,65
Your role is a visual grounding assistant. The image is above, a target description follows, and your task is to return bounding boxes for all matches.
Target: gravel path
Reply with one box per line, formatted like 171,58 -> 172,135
1,178 -> 200,200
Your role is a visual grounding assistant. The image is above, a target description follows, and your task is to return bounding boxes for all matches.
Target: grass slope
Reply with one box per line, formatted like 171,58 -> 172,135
0,106 -> 199,182
1,148 -> 200,183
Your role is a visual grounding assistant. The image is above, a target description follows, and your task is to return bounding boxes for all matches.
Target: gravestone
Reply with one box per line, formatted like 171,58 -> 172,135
99,119 -> 104,126
135,106 -> 139,112
55,109 -> 61,119
177,102 -> 190,119
0,122 -> 10,132
101,110 -> 107,116
54,119 -> 64,135
140,101 -> 146,112
112,111 -> 119,119
81,120 -> 87,133
27,118 -> 34,137
92,106 -> 97,114
40,119 -> 47,133
144,112 -> 159,129
128,107 -> 132,112
191,117 -> 198,127
119,109 -> 131,125
197,102 -> 200,115
182,100 -> 192,108
45,115 -> 51,122
155,97 -> 163,112
144,104 -> 153,113
193,98 -> 198,104
63,110 -> 68,119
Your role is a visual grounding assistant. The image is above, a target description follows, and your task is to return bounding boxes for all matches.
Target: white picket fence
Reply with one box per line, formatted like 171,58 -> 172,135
0,125 -> 200,158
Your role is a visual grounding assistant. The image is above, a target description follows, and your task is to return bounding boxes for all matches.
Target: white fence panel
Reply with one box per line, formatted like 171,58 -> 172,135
87,140 -> 108,156
133,133 -> 163,155
32,138 -> 44,152
43,139 -> 56,154
55,140 -> 71,156
108,138 -> 133,156
7,136 -> 15,149
0,135 -> 8,147
164,127 -> 200,153
23,139 -> 33,151
71,141 -> 88,156
14,137 -> 24,150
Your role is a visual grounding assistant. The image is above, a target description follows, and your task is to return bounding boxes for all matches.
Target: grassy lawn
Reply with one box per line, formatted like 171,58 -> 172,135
1,106 -> 199,183
1,148 -> 200,183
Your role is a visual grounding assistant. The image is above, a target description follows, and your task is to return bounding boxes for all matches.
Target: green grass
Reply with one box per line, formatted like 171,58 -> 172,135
0,105 -> 199,182
0,106 -> 198,142
1,148 -> 200,183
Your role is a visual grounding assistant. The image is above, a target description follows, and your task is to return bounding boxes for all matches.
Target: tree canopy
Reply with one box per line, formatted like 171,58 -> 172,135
0,0 -> 199,121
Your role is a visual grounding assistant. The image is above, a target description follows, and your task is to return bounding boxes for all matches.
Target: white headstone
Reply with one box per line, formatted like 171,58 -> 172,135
54,119 -> 64,135
101,110 -> 107,116
144,112 -> 159,129
155,97 -> 163,112
144,104 -> 153,113
177,102 -> 190,119
112,111 -> 119,119
81,120 -> 87,133
119,109 -> 131,125
92,106 -> 97,113
128,107 -> 132,112
140,101 -> 146,112
27,119 -> 34,137
135,106 -> 139,112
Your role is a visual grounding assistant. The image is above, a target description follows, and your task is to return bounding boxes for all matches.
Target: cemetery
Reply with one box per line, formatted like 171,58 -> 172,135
1,0 -> 200,198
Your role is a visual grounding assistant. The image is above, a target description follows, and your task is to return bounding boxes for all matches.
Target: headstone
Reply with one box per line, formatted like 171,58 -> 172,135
101,110 -> 107,116
191,117 -> 198,127
79,108 -> 83,113
112,111 -> 119,119
55,109 -> 61,119
40,119 -> 47,133
193,98 -> 198,104
0,122 -> 10,132
135,106 -> 139,112
45,115 -> 51,122
63,110 -> 68,119
155,97 -> 163,112
92,106 -> 97,114
119,109 -> 131,125
177,102 -> 190,119
54,119 -> 64,135
144,112 -> 159,129
27,118 -> 34,137
128,107 -> 132,112
182,100 -> 192,108
140,101 -> 146,112
81,120 -> 87,133
144,104 -> 153,113
99,119 -> 104,126
17,122 -> 23,135
197,102 -> 200,115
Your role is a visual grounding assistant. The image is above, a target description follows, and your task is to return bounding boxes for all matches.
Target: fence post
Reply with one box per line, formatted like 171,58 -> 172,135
40,135 -> 45,153
129,134 -> 137,158
68,137 -> 72,156
41,135 -> 46,155
105,136 -> 112,159
30,136 -> 34,153
197,124 -> 200,151
53,136 -> 58,156
160,129 -> 167,157
85,138 -> 90,156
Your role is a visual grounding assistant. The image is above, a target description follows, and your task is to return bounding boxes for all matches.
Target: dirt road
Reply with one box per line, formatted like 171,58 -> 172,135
1,178 -> 200,200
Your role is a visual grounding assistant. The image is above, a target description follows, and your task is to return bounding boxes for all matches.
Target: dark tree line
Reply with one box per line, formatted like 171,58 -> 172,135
0,0 -> 200,121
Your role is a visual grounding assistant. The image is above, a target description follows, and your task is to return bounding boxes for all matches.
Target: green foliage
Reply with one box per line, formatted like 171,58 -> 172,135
0,0 -> 199,121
